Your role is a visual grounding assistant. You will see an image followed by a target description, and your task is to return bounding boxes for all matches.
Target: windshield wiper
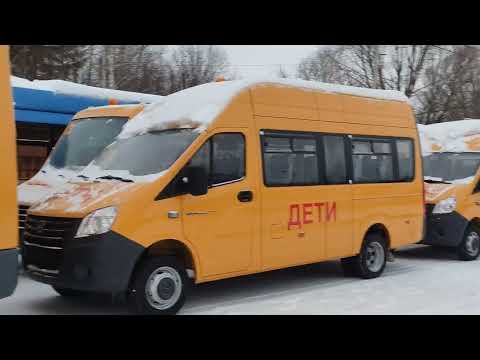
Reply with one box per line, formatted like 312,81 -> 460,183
95,175 -> 134,183
77,175 -> 90,180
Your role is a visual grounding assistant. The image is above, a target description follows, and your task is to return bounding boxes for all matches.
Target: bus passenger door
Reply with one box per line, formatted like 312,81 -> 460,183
259,132 -> 353,269
259,131 -> 327,269
182,130 -> 258,278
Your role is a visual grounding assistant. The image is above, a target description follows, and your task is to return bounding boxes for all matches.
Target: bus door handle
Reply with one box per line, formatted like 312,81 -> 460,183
237,190 -> 253,203
185,211 -> 211,216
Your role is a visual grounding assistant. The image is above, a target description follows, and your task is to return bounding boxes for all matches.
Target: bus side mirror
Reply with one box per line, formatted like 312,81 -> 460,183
185,166 -> 208,196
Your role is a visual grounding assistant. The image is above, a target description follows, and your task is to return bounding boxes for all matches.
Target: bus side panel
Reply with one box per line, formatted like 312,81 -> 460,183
0,46 -> 19,298
351,128 -> 424,252
342,96 -> 414,129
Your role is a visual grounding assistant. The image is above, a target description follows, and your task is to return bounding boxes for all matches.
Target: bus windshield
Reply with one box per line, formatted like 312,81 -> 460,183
90,129 -> 199,177
423,152 -> 480,183
48,117 -> 128,170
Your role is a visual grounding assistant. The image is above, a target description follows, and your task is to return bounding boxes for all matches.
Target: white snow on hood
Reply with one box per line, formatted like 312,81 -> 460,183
17,164 -> 82,206
419,119 -> 480,155
449,176 -> 476,185
119,77 -> 409,139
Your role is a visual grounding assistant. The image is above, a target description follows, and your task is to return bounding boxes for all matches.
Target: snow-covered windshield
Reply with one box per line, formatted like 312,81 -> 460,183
423,152 -> 480,182
90,129 -> 199,177
49,117 -> 128,170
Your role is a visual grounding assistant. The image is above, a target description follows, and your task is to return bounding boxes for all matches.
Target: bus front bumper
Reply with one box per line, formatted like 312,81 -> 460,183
0,248 -> 19,299
24,231 -> 144,295
421,205 -> 468,247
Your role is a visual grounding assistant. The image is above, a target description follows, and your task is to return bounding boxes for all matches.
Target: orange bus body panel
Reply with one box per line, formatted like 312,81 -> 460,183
0,45 -> 19,299
0,46 -> 18,250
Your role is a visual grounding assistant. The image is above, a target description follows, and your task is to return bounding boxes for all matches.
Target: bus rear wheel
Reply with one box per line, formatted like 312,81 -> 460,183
457,225 -> 480,261
341,233 -> 387,279
127,256 -> 188,315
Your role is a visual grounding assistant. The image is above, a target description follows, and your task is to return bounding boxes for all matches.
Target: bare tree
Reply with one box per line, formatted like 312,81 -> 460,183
78,45 -> 170,95
296,46 -> 348,83
10,45 -> 88,81
165,45 -> 229,93
11,45 -> 231,96
276,65 -> 290,79
415,46 -> 480,124
296,45 -> 434,98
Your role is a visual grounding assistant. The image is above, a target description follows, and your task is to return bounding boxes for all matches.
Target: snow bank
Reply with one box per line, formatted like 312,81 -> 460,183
119,77 -> 409,139
11,76 -> 163,104
419,119 -> 480,155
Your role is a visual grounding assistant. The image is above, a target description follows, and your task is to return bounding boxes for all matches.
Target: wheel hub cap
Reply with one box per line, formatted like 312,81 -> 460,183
366,242 -> 385,272
465,232 -> 480,257
145,266 -> 182,310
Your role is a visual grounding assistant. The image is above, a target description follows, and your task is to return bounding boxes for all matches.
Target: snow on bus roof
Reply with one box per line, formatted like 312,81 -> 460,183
10,76 -> 163,104
119,77 -> 409,139
418,119 -> 480,155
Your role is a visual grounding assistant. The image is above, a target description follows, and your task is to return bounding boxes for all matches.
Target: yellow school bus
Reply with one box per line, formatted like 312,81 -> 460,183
0,45 -> 19,299
421,120 -> 480,260
23,79 -> 424,314
17,104 -> 144,237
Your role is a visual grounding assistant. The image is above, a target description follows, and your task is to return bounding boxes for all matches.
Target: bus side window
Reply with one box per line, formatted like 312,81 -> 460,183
262,134 -> 319,186
210,133 -> 245,186
189,140 -> 211,174
396,139 -> 414,182
352,139 -> 394,183
323,135 -> 348,184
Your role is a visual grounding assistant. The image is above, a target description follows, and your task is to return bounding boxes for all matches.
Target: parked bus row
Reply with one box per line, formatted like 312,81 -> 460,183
3,46 -> 480,314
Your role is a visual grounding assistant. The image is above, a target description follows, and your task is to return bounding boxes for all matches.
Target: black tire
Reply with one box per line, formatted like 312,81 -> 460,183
52,286 -> 88,297
340,257 -> 356,277
127,256 -> 189,315
341,233 -> 387,279
457,224 -> 480,261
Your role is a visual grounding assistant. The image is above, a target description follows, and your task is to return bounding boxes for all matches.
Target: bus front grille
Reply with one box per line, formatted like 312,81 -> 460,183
23,215 -> 81,275
18,204 -> 30,235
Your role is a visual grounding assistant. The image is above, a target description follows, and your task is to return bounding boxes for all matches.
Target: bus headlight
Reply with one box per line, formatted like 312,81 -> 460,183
432,197 -> 456,214
75,206 -> 118,238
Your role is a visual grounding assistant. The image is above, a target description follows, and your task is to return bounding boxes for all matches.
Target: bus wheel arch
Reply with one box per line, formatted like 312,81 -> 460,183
469,217 -> 480,231
144,239 -> 198,279
364,223 -> 391,250
127,239 -> 199,315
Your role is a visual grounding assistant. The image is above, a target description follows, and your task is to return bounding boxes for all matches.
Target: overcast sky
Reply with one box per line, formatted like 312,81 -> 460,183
221,45 -> 318,78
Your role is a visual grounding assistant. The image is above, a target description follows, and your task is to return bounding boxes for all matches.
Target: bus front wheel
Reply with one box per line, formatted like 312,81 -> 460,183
127,256 -> 189,315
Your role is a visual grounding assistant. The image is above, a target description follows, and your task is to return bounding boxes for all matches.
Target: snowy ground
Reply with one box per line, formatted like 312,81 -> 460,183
2,244 -> 480,315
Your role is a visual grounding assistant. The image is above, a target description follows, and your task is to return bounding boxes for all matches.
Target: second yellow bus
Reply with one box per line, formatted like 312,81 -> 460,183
23,79 -> 424,314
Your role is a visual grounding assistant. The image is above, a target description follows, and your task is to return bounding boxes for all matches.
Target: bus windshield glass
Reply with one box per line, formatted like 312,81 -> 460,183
49,117 -> 128,169
423,152 -> 480,183
91,129 -> 199,177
